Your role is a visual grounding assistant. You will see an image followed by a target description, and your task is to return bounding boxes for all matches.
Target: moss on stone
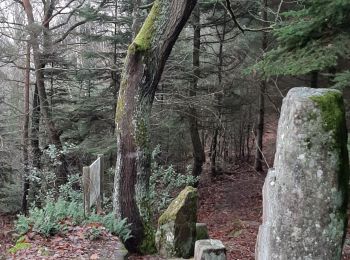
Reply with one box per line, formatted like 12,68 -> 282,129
310,91 -> 344,135
132,0 -> 160,52
310,90 -> 350,223
158,186 -> 197,226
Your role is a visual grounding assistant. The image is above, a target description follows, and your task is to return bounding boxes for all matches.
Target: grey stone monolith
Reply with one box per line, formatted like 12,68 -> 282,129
155,186 -> 198,258
194,239 -> 226,260
256,87 -> 350,260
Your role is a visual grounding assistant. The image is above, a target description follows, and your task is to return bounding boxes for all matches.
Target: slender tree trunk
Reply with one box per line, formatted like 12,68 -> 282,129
188,4 -> 205,183
113,0 -> 197,253
254,0 -> 268,172
210,128 -> 218,174
210,15 -> 226,176
23,0 -> 68,186
21,42 -> 30,213
31,84 -> 41,170
310,70 -> 318,88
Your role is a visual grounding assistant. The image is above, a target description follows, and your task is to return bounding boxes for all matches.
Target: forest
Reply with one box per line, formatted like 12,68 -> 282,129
0,0 -> 350,259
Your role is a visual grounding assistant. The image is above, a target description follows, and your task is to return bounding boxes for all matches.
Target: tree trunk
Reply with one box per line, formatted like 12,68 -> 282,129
254,0 -> 268,172
113,0 -> 197,253
31,84 -> 41,170
310,70 -> 318,88
210,15 -> 226,176
23,0 -> 68,187
21,42 -> 30,213
188,4 -> 205,183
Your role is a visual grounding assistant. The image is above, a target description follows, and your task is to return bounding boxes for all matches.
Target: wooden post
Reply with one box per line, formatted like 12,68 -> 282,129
96,154 -> 104,214
83,166 -> 91,216
98,154 -> 104,205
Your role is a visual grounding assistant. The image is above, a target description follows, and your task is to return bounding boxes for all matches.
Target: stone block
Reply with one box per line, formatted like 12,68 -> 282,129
194,239 -> 226,260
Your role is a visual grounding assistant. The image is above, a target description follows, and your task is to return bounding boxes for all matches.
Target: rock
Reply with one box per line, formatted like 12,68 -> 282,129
196,223 -> 209,240
194,239 -> 226,260
155,186 -> 198,258
256,87 -> 350,260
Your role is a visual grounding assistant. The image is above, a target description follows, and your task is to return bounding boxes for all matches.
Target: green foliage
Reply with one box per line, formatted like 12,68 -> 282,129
149,145 -> 198,215
333,71 -> 350,90
15,199 -> 131,241
253,0 -> 350,86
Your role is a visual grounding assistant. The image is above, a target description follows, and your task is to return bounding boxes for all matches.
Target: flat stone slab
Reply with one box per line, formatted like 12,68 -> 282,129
194,239 -> 226,260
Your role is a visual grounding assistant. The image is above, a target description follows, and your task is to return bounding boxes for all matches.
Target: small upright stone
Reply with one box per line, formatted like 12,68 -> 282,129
194,239 -> 226,260
256,87 -> 350,260
155,186 -> 198,258
196,223 -> 209,240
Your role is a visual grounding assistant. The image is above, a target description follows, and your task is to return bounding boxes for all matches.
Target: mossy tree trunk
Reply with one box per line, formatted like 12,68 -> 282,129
113,0 -> 197,253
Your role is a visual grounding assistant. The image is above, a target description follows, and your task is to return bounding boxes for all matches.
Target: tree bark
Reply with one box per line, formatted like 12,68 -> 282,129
23,0 -> 68,186
31,84 -> 41,170
188,4 -> 205,183
113,0 -> 197,253
254,0 -> 268,172
21,42 -> 30,213
310,70 -> 318,88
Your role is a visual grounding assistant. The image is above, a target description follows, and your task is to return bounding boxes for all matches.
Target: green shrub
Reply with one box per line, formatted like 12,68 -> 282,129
149,145 -> 199,215
15,199 -> 131,241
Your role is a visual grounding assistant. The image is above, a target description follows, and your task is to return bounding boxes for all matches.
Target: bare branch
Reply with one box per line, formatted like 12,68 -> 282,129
222,0 -> 245,34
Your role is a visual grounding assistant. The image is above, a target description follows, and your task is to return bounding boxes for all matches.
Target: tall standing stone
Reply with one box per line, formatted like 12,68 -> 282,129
256,87 -> 349,260
155,186 -> 198,258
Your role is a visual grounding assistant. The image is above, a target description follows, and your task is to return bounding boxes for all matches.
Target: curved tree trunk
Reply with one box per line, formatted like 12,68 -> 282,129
113,0 -> 197,253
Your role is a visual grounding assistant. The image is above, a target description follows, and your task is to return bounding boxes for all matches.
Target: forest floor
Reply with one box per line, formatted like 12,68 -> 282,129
2,166 -> 350,259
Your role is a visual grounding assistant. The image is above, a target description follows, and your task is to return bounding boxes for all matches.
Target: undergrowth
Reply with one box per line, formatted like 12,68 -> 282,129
15,199 -> 131,241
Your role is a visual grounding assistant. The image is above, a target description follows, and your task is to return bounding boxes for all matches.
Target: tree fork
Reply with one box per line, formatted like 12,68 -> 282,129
113,0 -> 197,253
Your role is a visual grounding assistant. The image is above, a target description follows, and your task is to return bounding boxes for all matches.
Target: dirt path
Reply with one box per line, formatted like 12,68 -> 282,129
198,166 -> 350,260
197,166 -> 264,260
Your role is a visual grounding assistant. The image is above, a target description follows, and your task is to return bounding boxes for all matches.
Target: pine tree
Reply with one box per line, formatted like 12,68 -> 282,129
254,0 -> 350,89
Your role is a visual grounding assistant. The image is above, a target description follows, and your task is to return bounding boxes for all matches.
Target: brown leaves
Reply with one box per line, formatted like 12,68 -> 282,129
1,217 -> 122,260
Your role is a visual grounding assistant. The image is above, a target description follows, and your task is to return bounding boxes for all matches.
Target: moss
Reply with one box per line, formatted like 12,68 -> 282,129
310,90 -> 350,222
132,0 -> 160,52
115,77 -> 127,126
140,221 -> 157,254
158,186 -> 197,226
309,91 -> 344,135
135,117 -> 149,148
8,237 -> 31,254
